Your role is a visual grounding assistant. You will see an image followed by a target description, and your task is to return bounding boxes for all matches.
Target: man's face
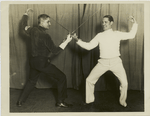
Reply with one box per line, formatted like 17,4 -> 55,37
102,17 -> 113,31
40,17 -> 51,29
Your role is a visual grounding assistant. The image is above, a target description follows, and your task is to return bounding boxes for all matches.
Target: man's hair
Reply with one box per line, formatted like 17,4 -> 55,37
38,14 -> 50,24
103,15 -> 114,22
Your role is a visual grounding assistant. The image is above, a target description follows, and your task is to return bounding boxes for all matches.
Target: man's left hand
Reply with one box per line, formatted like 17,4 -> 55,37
25,8 -> 33,15
128,16 -> 137,23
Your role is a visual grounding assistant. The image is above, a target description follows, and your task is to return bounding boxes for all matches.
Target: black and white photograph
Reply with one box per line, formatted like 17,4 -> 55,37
1,1 -> 150,116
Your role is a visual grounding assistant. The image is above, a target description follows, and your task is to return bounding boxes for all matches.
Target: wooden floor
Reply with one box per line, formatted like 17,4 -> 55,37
10,88 -> 144,112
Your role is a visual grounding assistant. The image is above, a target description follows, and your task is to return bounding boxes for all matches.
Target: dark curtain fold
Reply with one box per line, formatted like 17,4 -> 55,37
9,4 -> 144,91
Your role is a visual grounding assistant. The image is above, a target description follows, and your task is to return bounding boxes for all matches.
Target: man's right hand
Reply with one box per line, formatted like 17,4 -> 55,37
66,34 -> 73,43
71,33 -> 78,42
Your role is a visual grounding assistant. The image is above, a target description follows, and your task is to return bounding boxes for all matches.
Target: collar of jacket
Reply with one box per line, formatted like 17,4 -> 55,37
38,26 -> 47,32
104,28 -> 113,33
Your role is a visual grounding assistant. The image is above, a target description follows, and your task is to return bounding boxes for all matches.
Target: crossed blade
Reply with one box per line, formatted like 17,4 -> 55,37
50,9 -> 101,35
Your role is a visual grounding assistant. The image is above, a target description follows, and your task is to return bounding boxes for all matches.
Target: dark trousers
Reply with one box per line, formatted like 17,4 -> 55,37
18,56 -> 67,103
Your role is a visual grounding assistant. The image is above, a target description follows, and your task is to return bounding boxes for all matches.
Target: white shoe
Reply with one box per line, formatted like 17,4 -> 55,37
120,102 -> 127,107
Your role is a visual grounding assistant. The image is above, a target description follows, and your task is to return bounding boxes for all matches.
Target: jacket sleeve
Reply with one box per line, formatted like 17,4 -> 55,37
19,14 -> 32,37
44,34 -> 63,55
117,23 -> 138,40
76,34 -> 99,50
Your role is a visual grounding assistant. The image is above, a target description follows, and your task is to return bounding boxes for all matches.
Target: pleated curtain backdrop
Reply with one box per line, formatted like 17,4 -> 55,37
9,4 -> 144,91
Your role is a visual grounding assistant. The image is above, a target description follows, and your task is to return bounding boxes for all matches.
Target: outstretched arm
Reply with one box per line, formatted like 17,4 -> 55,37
59,34 -> 73,50
75,34 -> 99,51
118,16 -> 138,40
44,34 -> 72,55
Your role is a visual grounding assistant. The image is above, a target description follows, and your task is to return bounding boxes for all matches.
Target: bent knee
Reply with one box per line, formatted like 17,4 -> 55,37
86,77 -> 94,85
59,73 -> 66,81
86,78 -> 90,83
28,79 -> 37,85
121,81 -> 128,88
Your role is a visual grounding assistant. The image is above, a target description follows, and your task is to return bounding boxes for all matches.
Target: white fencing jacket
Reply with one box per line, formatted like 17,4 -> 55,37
77,23 -> 138,59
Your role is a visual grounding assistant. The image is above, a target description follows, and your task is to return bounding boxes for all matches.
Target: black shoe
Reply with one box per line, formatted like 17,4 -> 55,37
82,102 -> 94,106
55,102 -> 73,108
81,102 -> 94,109
16,101 -> 24,107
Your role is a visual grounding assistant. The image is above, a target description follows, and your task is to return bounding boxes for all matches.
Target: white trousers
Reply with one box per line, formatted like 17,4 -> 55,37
86,57 -> 128,107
